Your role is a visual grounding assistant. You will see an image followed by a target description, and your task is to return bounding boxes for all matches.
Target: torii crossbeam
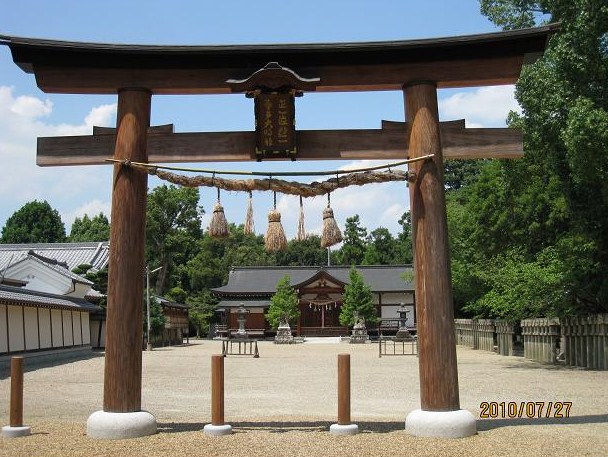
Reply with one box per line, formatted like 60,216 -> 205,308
36,119 -> 523,166
1,23 -> 557,440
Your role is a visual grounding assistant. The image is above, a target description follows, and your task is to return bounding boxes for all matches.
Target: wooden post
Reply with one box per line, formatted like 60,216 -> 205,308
103,88 -> 151,413
10,357 -> 24,427
329,353 -> 358,435
2,356 -> 31,438
211,355 -> 225,426
203,354 -> 232,435
404,82 -> 460,412
337,354 -> 351,425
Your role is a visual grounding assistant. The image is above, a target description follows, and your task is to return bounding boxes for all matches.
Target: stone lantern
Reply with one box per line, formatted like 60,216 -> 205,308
235,303 -> 250,339
395,303 -> 414,341
350,311 -> 369,344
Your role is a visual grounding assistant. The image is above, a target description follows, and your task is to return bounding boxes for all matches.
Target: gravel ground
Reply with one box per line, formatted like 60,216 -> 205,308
1,340 -> 607,456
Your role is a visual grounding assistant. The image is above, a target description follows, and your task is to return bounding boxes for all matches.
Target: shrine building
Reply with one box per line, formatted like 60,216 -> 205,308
213,265 -> 415,337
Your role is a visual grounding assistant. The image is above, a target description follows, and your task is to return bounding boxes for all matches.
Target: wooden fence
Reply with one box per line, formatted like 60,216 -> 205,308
561,314 -> 608,370
521,318 -> 561,364
454,319 -> 494,351
475,319 -> 495,352
454,315 -> 608,369
494,320 -> 516,356
454,319 -> 476,348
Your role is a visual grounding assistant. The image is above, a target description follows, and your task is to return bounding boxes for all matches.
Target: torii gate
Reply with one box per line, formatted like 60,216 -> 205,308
1,24 -> 556,439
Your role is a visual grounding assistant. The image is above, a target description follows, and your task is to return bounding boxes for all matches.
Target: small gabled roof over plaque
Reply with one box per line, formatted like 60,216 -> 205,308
226,62 -> 319,93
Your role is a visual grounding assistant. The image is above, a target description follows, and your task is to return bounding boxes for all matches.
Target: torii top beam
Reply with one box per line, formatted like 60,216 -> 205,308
0,24 -> 558,94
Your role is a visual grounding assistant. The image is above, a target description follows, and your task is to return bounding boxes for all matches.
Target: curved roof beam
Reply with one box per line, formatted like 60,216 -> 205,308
0,24 -> 558,94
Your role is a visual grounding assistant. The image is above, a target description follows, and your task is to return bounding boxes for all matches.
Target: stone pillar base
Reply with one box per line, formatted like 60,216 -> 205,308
203,424 -> 233,436
329,423 -> 359,435
87,410 -> 157,439
405,409 -> 476,438
2,425 -> 31,438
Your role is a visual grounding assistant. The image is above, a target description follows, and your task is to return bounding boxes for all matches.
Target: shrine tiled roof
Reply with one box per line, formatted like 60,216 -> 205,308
213,265 -> 414,296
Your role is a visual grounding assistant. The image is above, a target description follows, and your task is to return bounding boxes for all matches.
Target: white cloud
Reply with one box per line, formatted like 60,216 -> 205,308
439,85 -> 520,127
64,199 -> 112,230
10,93 -> 53,118
0,86 -> 116,231
339,159 -> 387,172
84,104 -> 116,129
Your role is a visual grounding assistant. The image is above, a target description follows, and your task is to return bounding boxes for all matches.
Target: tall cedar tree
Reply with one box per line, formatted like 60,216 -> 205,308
337,215 -> 367,266
266,275 -> 300,328
339,267 -> 378,326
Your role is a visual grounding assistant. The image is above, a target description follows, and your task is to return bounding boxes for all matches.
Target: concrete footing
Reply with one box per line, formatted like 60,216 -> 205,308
329,423 -> 359,435
203,424 -> 233,436
405,409 -> 476,438
2,425 -> 31,438
87,410 -> 157,439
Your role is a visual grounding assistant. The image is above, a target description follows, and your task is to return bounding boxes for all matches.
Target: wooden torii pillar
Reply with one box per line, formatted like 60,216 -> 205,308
403,82 -> 475,437
86,89 -> 157,438
1,24 -> 555,440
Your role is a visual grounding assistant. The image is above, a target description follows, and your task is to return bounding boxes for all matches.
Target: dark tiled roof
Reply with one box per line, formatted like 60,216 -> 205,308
0,284 -> 101,312
213,265 -> 413,296
0,242 -> 109,271
218,299 -> 271,309
154,295 -> 190,310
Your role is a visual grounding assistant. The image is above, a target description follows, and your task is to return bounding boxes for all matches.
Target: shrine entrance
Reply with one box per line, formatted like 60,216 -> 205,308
1,23 -> 556,439
297,273 -> 345,337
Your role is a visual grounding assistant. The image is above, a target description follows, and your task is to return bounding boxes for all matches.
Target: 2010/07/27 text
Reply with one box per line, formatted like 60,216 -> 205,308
480,401 -> 572,418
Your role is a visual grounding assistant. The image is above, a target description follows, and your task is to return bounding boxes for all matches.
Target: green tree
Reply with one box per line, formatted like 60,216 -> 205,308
339,267 -> 377,326
444,160 -> 486,191
473,0 -> 608,314
144,296 -> 166,337
395,211 -> 413,264
182,225 -> 273,295
165,286 -> 188,303
146,185 -> 204,295
72,263 -> 108,308
266,275 -> 299,328
336,215 -> 367,266
463,247 -> 567,320
69,213 -> 110,242
1,200 -> 66,243
186,290 -> 218,338
363,227 -> 396,265
480,0 -> 551,30
275,235 -> 328,266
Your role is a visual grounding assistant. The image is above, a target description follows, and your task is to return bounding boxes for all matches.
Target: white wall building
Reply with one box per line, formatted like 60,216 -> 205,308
0,244 -> 107,362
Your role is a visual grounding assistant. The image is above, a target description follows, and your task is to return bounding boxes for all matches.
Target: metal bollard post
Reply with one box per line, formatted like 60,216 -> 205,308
203,355 -> 232,436
2,357 -> 31,438
329,353 -> 358,435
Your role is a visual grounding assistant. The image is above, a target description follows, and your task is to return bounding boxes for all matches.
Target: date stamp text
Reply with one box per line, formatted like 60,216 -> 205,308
480,401 -> 572,418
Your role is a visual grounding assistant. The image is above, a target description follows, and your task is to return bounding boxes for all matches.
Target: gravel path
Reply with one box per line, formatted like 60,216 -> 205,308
1,340 -> 607,456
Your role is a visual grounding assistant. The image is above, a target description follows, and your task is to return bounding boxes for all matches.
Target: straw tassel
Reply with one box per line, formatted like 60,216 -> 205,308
321,193 -> 342,247
244,191 -> 255,235
297,196 -> 306,241
209,188 -> 229,238
265,192 -> 287,252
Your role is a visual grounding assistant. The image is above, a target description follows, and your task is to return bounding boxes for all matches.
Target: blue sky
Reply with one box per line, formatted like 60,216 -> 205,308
0,0 -> 519,241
